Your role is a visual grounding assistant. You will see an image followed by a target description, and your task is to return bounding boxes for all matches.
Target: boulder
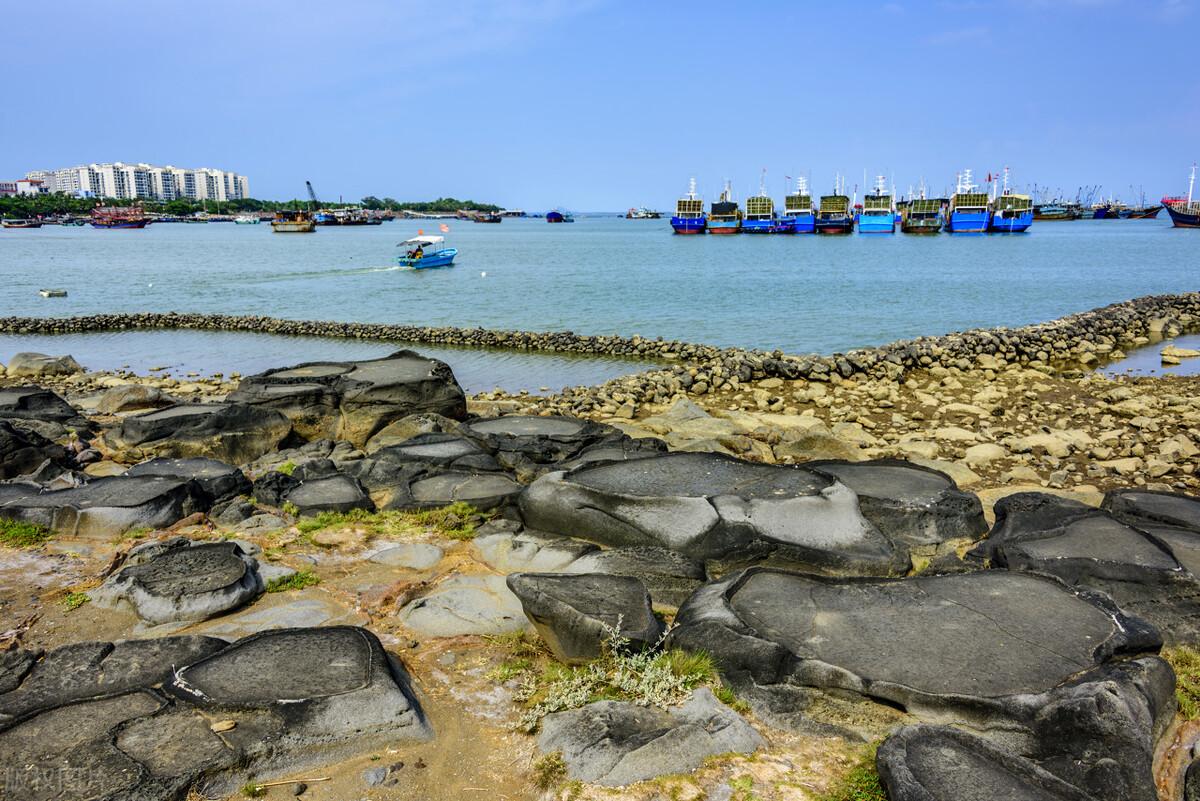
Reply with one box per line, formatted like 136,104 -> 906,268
95,384 -> 178,414
4,352 -> 82,378
363,412 -> 465,453
520,452 -> 911,576
877,725 -> 1098,801
125,457 -> 251,505
976,492 -> 1200,643
667,568 -> 1161,737
284,473 -> 375,516
538,688 -> 764,786
104,403 -> 292,465
0,475 -> 208,538
474,526 -> 600,573
227,351 -> 466,447
462,415 -> 660,478
93,538 -> 264,624
0,385 -> 88,429
0,420 -> 70,481
507,573 -> 663,664
1103,488 -> 1200,532
398,574 -> 527,636
386,470 -> 524,511
563,547 -> 706,607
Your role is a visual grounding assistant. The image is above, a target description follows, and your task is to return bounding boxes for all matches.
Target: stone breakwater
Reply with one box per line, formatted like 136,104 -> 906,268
2,291 -> 1199,384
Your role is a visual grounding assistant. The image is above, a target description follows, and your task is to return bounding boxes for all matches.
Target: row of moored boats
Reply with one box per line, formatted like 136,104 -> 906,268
668,166 -> 1200,235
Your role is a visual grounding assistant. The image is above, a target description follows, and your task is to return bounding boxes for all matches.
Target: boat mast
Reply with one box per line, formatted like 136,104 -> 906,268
687,177 -> 698,200
1189,163 -> 1196,205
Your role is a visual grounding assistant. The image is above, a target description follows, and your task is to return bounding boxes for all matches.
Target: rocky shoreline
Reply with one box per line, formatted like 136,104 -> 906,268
2,298 -> 1200,800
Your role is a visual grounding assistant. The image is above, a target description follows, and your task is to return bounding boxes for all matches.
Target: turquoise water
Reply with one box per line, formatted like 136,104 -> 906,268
0,215 -> 1196,381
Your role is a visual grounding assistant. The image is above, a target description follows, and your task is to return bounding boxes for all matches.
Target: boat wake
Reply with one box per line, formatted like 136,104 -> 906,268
248,265 -> 404,282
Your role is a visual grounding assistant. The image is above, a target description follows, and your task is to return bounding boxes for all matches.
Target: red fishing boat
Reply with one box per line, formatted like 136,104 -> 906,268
91,204 -> 150,229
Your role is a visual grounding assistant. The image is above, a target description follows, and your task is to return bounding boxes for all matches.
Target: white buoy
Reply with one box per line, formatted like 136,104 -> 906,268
148,282 -> 154,287
480,271 -> 487,277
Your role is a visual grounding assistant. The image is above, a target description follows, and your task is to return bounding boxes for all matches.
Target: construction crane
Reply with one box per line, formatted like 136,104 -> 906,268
305,181 -> 319,211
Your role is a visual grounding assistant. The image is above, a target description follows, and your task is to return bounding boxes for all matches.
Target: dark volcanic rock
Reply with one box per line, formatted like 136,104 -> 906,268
538,688 -> 763,786
877,725 -> 1097,801
386,469 -> 523,511
0,627 -> 430,799
125,456 -> 252,505
1104,488 -> 1200,531
227,351 -> 467,447
0,420 -> 70,480
507,573 -> 663,664
564,547 -> 706,607
520,452 -> 911,575
371,433 -> 498,471
804,459 -> 987,547
977,492 -> 1200,644
104,402 -> 292,465
0,385 -> 88,429
667,568 -> 1160,732
463,415 -> 663,478
285,473 -> 375,516
252,469 -> 302,507
94,537 -> 264,624
0,475 -> 208,537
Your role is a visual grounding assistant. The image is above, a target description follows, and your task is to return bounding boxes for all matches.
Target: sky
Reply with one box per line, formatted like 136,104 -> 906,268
3,0 -> 1198,209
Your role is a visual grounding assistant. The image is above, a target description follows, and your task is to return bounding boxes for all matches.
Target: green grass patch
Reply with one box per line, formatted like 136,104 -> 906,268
265,569 -> 320,593
730,775 -> 761,801
276,461 -> 297,476
63,592 -> 90,611
817,744 -> 886,801
240,782 -> 265,798
531,751 -> 567,791
293,503 -> 490,542
0,518 -> 51,548
1165,645 -> 1200,719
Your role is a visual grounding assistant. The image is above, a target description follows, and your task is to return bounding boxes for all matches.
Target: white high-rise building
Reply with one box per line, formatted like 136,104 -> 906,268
24,162 -> 250,200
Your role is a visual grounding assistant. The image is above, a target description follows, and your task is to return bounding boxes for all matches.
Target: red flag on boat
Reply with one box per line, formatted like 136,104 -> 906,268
439,223 -> 450,233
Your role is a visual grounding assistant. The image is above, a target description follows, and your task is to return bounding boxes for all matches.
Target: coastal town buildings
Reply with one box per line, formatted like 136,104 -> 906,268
21,163 -> 250,201
0,178 -> 50,196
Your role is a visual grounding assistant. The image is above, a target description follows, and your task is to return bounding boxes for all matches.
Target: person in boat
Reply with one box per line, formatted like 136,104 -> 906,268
413,246 -> 424,260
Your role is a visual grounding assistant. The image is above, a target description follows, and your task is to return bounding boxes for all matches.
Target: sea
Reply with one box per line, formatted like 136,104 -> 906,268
1,215 -> 1196,392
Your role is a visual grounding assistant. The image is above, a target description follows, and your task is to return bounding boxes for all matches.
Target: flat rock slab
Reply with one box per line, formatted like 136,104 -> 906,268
475,528 -> 600,573
520,452 -> 910,576
507,573 -> 663,664
105,402 -> 292,465
95,537 -> 264,624
0,474 -> 207,537
877,725 -> 1097,801
1104,488 -> 1200,531
371,432 -> 498,470
285,473 -> 375,516
539,688 -> 764,786
564,546 -> 707,608
979,492 -> 1200,644
399,574 -> 527,636
463,415 -> 664,477
669,567 -> 1159,726
125,456 -> 251,504
227,350 -> 466,447
0,385 -> 88,428
0,627 -> 430,799
366,542 -> 445,570
390,470 -> 524,511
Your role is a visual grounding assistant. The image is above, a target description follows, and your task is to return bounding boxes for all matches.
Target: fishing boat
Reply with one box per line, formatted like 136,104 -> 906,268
858,175 -> 896,234
396,235 -> 457,268
626,207 -> 662,219
1033,202 -> 1075,221
471,212 -> 502,223
782,177 -> 816,234
742,176 -> 781,233
91,205 -> 149,229
234,214 -> 260,225
270,210 -> 316,233
707,182 -> 742,235
900,196 -> 943,234
1164,164 -> 1200,228
546,209 -> 574,223
670,178 -> 707,234
1127,205 -> 1162,220
945,170 -> 989,233
987,167 -> 1033,233
1,219 -> 42,229
815,178 -> 854,234
60,217 -> 85,227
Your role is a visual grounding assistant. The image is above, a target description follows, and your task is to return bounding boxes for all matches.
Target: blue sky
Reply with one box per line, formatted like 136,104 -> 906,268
3,0 -> 1198,209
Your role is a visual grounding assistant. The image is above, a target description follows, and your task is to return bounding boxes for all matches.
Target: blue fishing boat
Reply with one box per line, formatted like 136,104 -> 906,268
782,177 -> 816,234
396,235 -> 457,269
1164,164 -> 1200,228
546,209 -> 574,223
988,167 -> 1033,233
670,178 -> 707,234
742,175 -> 781,233
858,175 -> 896,234
945,169 -> 990,233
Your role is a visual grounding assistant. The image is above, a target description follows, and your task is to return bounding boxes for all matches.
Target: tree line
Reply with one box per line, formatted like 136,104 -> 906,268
0,194 -> 501,218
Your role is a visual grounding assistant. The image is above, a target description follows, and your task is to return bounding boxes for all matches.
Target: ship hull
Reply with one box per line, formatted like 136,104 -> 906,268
670,216 -> 707,234
988,211 -> 1033,233
707,220 -> 741,235
857,214 -> 895,234
271,221 -> 316,233
945,210 -> 989,233
815,217 -> 853,234
901,221 -> 942,234
787,213 -> 815,233
1128,206 -> 1162,220
2,221 -> 43,229
91,220 -> 148,229
1165,204 -> 1200,228
741,219 -> 777,234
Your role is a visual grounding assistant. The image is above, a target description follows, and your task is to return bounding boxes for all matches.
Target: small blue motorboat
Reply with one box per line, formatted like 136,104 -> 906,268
396,235 -> 457,269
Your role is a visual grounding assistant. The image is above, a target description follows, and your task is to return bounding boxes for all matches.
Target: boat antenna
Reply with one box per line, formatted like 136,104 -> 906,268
759,168 -> 767,197
1189,163 -> 1196,205
687,177 -> 697,200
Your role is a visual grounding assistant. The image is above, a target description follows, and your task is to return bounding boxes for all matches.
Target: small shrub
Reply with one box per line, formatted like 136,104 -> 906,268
276,461 -> 297,476
63,592 -> 90,611
281,501 -> 299,517
1166,645 -> 1200,719
118,526 -> 152,542
266,569 -> 320,593
411,501 -> 487,540
532,751 -> 568,791
291,504 -> 491,541
240,782 -> 265,798
817,744 -> 886,801
714,684 -> 751,713
0,518 -> 51,548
